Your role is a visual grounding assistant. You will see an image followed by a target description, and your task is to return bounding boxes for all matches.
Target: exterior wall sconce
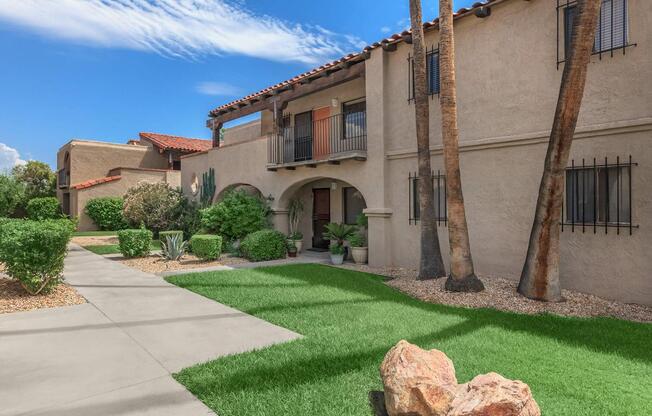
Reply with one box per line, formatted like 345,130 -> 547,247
331,98 -> 339,108
475,7 -> 491,18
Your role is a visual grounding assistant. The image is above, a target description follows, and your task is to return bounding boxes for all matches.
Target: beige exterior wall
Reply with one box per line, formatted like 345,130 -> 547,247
182,0 -> 652,305
223,119 -> 262,146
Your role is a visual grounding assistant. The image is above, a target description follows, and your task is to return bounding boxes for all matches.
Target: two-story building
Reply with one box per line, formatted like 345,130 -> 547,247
181,0 -> 651,305
57,132 -> 211,230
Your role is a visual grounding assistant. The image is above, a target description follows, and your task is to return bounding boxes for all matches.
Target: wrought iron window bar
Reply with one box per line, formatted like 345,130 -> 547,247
562,155 -> 638,235
407,44 -> 441,102
408,170 -> 447,226
556,0 -> 636,69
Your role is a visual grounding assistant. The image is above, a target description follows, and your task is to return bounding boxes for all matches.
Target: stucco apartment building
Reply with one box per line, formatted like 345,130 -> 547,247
182,0 -> 651,305
57,132 -> 211,230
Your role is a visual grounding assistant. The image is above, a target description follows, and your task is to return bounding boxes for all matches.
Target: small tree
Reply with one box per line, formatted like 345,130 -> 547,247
200,189 -> 269,241
288,197 -> 304,239
0,174 -> 25,217
123,182 -> 183,234
12,160 -> 56,200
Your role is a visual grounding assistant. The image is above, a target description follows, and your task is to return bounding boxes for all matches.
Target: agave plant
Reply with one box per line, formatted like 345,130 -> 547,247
160,234 -> 188,261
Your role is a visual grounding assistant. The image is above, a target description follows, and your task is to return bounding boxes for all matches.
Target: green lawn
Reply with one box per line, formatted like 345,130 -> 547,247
167,264 -> 651,416
72,230 -> 118,237
83,240 -> 161,255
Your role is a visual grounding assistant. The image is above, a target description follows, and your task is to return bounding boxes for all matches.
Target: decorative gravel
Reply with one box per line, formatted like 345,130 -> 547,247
71,236 -> 118,246
336,264 -> 652,323
119,254 -> 249,274
0,264 -> 86,314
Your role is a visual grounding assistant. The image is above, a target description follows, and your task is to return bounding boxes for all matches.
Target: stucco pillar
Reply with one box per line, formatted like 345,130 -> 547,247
271,209 -> 289,235
364,208 -> 393,267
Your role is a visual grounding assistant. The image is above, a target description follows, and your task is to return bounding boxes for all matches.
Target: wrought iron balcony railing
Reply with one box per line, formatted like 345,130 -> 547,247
267,111 -> 367,169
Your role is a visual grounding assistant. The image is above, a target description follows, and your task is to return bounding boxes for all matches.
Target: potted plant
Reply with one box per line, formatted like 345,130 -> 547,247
348,233 -> 367,264
287,240 -> 298,258
329,243 -> 345,265
287,231 -> 303,253
288,198 -> 304,252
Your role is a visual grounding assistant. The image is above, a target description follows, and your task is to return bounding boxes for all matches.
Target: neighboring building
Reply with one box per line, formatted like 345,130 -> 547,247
183,0 -> 651,306
57,133 -> 211,230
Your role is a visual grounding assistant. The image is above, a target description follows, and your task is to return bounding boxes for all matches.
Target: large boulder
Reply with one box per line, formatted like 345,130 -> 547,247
380,341 -> 540,416
449,373 -> 541,416
380,340 -> 458,416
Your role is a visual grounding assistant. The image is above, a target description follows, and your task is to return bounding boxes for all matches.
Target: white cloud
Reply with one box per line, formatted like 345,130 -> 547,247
0,143 -> 26,173
380,26 -> 391,34
0,0 -> 364,65
196,81 -> 242,96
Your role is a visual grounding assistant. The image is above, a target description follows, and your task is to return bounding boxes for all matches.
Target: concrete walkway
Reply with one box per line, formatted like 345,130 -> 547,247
0,245 -> 300,416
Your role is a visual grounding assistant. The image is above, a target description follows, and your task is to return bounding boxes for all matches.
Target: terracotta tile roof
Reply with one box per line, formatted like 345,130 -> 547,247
71,176 -> 121,190
209,0 -> 496,117
139,132 -> 212,153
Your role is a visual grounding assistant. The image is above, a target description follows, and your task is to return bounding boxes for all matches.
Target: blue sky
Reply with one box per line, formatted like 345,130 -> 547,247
0,0 -> 476,170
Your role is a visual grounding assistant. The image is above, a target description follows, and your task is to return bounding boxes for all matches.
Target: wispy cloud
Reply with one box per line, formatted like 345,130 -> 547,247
0,0 -> 364,65
0,143 -> 26,173
380,26 -> 391,34
196,81 -> 242,96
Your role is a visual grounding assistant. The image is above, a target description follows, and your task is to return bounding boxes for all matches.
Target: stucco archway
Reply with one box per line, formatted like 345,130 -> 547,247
215,183 -> 264,202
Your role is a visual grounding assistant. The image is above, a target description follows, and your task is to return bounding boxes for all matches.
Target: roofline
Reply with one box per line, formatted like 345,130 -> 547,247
208,0 -> 504,118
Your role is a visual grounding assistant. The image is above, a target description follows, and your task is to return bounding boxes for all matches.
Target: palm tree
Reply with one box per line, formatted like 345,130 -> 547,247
409,0 -> 446,280
438,0 -> 483,292
518,0 -> 602,301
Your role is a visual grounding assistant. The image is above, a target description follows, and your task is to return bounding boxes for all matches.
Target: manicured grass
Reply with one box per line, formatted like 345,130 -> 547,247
167,264 -> 651,416
83,240 -> 161,255
72,230 -> 119,237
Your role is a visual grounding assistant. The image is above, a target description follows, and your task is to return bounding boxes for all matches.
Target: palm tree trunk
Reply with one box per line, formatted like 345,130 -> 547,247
409,0 -> 446,280
518,0 -> 601,301
438,0 -> 483,292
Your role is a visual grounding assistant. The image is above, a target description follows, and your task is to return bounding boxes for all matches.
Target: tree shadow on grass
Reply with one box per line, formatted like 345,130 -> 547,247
220,264 -> 652,365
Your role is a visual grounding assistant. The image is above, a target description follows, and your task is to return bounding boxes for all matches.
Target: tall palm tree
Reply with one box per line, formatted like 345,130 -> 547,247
409,0 -> 446,280
439,0 -> 483,292
519,0 -> 601,301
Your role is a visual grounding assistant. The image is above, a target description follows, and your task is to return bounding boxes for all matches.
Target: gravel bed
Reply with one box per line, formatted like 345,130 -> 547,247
0,264 -> 86,314
336,264 -> 652,323
119,254 -> 249,274
71,236 -> 118,246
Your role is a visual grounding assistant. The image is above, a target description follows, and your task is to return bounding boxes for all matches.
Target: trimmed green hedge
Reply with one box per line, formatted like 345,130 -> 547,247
26,197 -> 62,220
190,234 -> 222,261
241,230 -> 287,262
85,197 -> 127,230
117,228 -> 153,258
0,219 -> 74,295
160,230 -> 184,244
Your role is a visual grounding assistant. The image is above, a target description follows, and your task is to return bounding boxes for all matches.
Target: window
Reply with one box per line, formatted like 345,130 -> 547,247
564,156 -> 636,234
343,187 -> 366,225
409,172 -> 447,225
342,99 -> 366,140
562,0 -> 630,62
408,46 -> 440,100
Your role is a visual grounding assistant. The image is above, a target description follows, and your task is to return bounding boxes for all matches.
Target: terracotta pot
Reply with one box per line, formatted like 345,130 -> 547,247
351,247 -> 368,264
288,251 -> 297,258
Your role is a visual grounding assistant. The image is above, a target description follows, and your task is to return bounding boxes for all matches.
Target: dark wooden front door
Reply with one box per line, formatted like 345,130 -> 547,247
312,188 -> 331,249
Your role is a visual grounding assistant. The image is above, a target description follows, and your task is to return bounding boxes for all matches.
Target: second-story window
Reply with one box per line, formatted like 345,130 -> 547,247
408,46 -> 440,101
561,0 -> 632,63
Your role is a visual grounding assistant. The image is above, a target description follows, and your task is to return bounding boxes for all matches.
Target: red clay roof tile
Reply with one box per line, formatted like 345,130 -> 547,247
139,132 -> 212,153
71,175 -> 121,190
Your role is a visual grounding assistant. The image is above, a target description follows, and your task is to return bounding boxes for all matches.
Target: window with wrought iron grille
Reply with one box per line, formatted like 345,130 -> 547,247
563,156 -> 637,234
558,0 -> 635,67
408,171 -> 447,225
408,46 -> 440,100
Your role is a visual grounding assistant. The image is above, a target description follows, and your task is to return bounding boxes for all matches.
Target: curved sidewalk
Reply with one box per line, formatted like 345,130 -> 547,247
0,245 -> 299,416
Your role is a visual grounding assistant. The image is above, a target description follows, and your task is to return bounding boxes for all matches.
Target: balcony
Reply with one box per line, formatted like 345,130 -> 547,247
58,169 -> 70,189
267,111 -> 367,170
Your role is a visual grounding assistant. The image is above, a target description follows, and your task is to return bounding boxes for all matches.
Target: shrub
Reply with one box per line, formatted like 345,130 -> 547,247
240,230 -> 287,262
159,230 -> 184,244
0,219 -> 74,295
123,182 -> 183,234
26,197 -> 62,220
323,222 -> 357,246
348,233 -> 366,248
117,228 -> 153,258
0,174 -> 25,217
190,235 -> 222,261
85,197 -> 127,230
170,197 -> 202,240
200,190 -> 269,242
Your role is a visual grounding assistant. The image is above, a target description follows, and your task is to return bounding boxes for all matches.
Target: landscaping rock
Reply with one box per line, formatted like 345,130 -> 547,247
449,373 -> 540,416
380,341 -> 540,416
380,340 -> 457,416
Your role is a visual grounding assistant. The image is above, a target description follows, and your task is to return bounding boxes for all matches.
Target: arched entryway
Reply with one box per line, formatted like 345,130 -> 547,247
278,177 -> 367,250
215,183 -> 264,203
